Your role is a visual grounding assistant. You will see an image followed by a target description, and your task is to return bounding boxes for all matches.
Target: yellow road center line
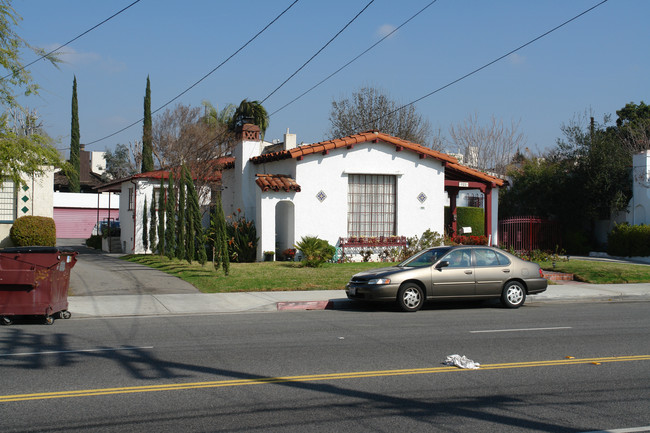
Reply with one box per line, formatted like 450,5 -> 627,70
2,355 -> 649,403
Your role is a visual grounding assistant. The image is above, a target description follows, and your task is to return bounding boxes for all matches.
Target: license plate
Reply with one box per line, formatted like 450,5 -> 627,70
349,287 -> 356,295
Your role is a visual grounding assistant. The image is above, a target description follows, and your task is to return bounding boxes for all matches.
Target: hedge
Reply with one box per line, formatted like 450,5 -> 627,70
444,206 -> 485,236
10,216 -> 56,247
608,224 -> 650,257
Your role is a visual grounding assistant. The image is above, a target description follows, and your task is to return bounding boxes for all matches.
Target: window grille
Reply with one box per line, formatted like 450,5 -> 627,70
128,187 -> 134,211
0,179 -> 16,222
467,193 -> 483,208
347,174 -> 396,237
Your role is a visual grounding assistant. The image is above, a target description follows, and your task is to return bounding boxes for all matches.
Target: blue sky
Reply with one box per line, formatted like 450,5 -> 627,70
14,0 -> 650,157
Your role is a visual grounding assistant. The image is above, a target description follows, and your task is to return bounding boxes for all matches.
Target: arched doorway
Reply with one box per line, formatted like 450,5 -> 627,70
275,201 -> 295,257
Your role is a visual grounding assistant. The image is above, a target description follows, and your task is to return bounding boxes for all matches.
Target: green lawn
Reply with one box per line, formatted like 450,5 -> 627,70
539,260 -> 650,284
122,255 -> 395,293
122,255 -> 650,293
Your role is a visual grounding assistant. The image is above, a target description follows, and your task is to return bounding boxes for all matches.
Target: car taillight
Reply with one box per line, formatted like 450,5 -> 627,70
538,268 -> 544,278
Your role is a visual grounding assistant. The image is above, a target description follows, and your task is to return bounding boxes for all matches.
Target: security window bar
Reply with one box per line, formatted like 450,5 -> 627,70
347,174 -> 396,237
0,178 -> 16,222
128,187 -> 134,211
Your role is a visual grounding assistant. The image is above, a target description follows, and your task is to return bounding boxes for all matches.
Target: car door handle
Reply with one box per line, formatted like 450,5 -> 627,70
464,270 -> 473,275
502,269 -> 510,273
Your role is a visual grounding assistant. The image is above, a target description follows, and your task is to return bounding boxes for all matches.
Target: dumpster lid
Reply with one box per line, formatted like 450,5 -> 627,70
1,246 -> 75,254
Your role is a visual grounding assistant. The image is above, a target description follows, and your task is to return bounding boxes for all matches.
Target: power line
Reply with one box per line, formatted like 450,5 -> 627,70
260,0 -> 375,104
366,0 -> 610,131
269,0 -> 439,117
86,0 -> 301,146
2,0 -> 142,80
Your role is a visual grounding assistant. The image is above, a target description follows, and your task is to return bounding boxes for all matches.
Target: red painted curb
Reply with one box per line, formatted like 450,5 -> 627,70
277,300 -> 332,311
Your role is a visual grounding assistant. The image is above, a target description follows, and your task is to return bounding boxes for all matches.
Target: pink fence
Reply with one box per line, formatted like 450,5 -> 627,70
499,216 -> 561,251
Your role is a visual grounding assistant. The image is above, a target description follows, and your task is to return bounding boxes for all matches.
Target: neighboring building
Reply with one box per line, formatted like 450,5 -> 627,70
54,145 -> 106,192
52,191 -> 119,239
0,168 -> 55,247
221,125 -> 504,261
628,149 -> 650,225
97,169 -> 215,254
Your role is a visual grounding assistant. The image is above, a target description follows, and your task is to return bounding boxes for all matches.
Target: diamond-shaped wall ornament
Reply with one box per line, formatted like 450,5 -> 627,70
22,185 -> 29,191
21,195 -> 29,202
316,190 -> 327,202
21,206 -> 28,214
417,192 -> 427,203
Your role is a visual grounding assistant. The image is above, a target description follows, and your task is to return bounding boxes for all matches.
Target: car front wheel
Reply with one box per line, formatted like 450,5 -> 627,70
501,281 -> 526,308
397,284 -> 424,312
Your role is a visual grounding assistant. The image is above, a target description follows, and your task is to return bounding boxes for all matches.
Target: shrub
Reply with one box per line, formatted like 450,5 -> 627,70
608,223 -> 650,257
444,206 -> 485,236
401,230 -> 445,260
10,216 -> 56,246
449,235 -> 489,245
226,209 -> 258,262
294,236 -> 336,267
86,234 -> 102,249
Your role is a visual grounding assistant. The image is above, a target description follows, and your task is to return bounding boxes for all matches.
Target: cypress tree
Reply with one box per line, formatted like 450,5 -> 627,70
69,76 -> 80,192
212,191 -> 229,275
175,168 -> 186,260
182,166 -> 195,263
157,177 -> 165,256
142,197 -> 149,252
149,191 -> 157,253
165,172 -> 176,259
141,76 -> 154,172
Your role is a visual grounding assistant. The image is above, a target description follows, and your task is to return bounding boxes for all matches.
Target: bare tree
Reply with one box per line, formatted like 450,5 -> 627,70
448,113 -> 526,175
152,102 -> 236,174
103,141 -> 141,180
328,87 -> 434,146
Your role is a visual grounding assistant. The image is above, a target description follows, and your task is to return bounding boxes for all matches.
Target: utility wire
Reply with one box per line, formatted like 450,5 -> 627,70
365,0 -> 610,131
2,0 -> 142,80
260,0 -> 375,104
86,0 -> 300,146
270,0 -> 438,117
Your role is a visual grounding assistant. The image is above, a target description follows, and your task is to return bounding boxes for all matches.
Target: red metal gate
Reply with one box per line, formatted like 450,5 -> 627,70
499,216 -> 561,251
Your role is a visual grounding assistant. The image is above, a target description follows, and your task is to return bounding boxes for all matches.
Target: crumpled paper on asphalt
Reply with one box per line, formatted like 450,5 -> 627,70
444,354 -> 480,369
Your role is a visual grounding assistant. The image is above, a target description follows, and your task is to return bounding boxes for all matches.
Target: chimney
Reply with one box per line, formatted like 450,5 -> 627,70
238,123 -> 260,142
284,128 -> 297,151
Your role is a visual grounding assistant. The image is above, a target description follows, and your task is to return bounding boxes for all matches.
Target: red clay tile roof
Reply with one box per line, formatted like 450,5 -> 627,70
255,174 -> 301,192
250,131 -> 459,165
445,163 -> 504,187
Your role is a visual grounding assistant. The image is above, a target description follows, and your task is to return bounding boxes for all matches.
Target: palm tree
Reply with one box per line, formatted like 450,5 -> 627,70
229,99 -> 269,138
202,100 -> 236,129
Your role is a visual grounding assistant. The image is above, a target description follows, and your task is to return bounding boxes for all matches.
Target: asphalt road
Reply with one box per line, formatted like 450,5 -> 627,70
1,302 -> 649,432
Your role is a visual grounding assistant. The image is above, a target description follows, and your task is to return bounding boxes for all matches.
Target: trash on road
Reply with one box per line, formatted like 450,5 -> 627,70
444,354 -> 480,369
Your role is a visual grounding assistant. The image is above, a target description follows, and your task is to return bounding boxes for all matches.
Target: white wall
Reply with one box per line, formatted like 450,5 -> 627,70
628,150 -> 650,226
252,142 -> 446,257
53,191 -> 120,209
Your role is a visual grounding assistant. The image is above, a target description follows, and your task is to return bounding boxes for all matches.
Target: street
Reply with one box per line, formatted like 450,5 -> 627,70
1,301 -> 649,432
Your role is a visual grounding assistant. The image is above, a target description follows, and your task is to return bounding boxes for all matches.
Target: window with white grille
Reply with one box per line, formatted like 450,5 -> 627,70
0,179 -> 16,222
347,174 -> 396,237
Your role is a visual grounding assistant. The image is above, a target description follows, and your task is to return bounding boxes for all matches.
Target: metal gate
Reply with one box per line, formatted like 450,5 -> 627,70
499,216 -> 561,251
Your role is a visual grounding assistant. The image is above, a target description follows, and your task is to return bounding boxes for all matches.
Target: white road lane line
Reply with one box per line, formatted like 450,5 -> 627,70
0,346 -> 154,357
582,426 -> 650,433
470,326 -> 572,333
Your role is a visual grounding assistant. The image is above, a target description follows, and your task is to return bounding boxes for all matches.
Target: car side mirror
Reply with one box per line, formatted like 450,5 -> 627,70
436,261 -> 449,269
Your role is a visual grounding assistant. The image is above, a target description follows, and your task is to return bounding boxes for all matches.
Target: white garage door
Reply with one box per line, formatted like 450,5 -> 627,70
53,208 -> 118,239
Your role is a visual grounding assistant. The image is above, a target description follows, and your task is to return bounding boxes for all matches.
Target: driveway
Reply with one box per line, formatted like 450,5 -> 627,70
56,239 -> 199,296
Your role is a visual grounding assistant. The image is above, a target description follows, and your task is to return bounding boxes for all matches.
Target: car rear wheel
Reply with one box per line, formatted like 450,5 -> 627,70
501,281 -> 526,308
397,284 -> 424,312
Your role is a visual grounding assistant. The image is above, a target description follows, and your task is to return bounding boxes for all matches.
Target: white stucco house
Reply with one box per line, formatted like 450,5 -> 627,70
0,168 -> 55,247
627,149 -> 650,225
221,124 -> 504,261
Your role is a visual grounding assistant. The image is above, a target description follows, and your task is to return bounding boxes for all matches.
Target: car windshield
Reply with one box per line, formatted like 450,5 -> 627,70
399,247 -> 451,267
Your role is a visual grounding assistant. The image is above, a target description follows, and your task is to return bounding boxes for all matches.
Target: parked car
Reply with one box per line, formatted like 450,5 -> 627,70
346,245 -> 547,312
91,220 -> 120,236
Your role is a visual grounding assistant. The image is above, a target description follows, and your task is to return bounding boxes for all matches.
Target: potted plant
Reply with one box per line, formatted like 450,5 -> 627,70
263,251 -> 275,261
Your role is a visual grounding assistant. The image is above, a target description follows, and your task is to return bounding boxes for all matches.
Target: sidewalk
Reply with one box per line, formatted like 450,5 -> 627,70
68,283 -> 650,318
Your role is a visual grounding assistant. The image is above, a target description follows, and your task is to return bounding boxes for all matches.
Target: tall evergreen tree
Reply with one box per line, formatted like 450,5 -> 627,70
157,177 -> 165,256
165,172 -> 176,259
211,191 -> 229,275
175,169 -> 186,260
142,197 -> 149,252
149,191 -> 157,253
69,76 -> 80,192
182,166 -> 195,263
141,76 -> 154,172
